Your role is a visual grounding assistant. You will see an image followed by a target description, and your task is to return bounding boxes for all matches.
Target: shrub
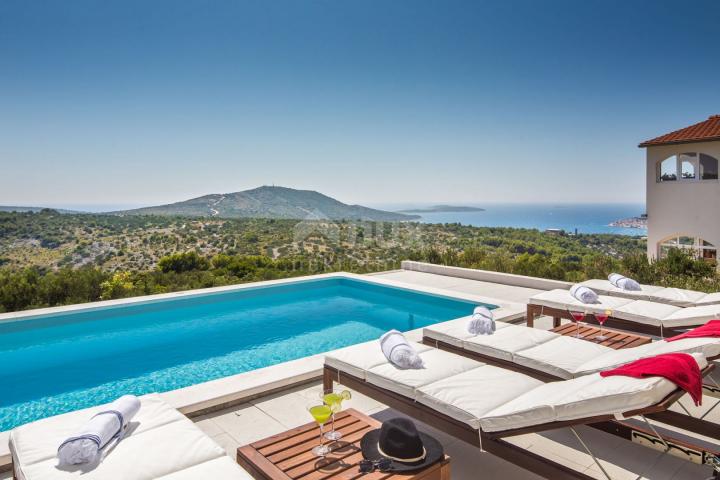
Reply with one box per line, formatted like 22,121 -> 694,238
157,251 -> 209,273
100,272 -> 135,300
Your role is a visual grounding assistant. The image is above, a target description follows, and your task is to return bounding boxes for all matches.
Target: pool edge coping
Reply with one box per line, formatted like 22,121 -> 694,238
0,271 -> 519,325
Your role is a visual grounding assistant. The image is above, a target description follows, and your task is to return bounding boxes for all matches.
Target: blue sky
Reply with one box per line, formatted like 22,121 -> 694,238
1,0 -> 718,209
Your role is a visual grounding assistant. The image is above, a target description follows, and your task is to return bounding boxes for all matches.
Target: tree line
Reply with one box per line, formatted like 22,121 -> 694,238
1,247 -> 719,313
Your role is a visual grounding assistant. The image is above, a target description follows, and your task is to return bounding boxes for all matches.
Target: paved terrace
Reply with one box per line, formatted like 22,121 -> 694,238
2,264 -> 717,479
189,265 -> 717,480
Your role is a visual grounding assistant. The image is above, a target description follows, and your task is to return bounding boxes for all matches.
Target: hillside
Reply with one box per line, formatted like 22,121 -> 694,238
114,186 -> 419,221
0,209 -> 651,313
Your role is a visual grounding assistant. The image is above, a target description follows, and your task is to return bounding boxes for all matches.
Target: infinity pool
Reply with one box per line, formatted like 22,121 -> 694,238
0,277 -> 488,430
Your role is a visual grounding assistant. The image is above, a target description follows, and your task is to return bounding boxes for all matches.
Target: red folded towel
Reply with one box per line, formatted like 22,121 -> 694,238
666,320 -> 720,342
600,353 -> 702,406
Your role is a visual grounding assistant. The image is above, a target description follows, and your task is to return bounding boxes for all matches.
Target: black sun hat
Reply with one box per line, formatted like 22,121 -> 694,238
360,417 -> 444,472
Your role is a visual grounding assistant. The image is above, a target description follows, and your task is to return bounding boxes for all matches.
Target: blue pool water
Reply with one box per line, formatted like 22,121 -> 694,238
0,278 -> 483,430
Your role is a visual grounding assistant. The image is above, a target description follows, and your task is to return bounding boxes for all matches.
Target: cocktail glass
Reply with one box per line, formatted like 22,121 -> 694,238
568,310 -> 586,338
320,389 -> 351,441
595,309 -> 612,341
307,403 -> 333,456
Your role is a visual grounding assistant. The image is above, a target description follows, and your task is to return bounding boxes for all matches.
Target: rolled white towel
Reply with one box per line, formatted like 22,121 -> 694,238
608,273 -> 641,291
569,284 -> 599,304
379,330 -> 424,369
468,306 -> 495,335
57,395 -> 141,465
608,273 -> 624,287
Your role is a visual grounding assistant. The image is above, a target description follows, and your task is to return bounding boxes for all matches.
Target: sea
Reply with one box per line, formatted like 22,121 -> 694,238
379,203 -> 647,236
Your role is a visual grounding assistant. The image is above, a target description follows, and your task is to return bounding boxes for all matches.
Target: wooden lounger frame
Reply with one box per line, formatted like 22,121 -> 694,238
425,335 -> 720,443
323,364 -> 719,480
526,303 -> 701,337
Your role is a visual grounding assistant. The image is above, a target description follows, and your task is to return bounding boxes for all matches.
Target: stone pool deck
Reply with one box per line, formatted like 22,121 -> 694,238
2,264 -> 718,479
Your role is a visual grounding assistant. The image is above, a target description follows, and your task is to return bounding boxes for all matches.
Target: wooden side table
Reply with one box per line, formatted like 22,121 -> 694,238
550,323 -> 652,349
237,408 -> 451,480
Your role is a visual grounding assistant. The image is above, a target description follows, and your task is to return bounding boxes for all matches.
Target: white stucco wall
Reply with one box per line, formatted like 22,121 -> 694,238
645,140 -> 720,258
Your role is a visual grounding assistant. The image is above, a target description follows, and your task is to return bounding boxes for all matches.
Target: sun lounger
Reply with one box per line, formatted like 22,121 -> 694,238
10,394 -> 253,480
528,289 -> 720,336
423,318 -> 720,439
323,341 -> 716,480
579,279 -> 720,307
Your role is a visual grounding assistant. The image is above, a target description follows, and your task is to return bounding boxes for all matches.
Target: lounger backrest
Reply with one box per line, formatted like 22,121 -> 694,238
572,337 -> 720,375
531,290 -> 712,326
612,300 -> 680,323
695,292 -> 720,306
11,394 -> 231,480
663,304 -> 720,324
579,279 -> 659,297
478,353 -> 707,433
580,279 -> 720,307
530,289 -> 633,313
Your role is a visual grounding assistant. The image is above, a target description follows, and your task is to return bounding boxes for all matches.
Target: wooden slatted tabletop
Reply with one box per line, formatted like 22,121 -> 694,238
237,408 -> 450,480
550,323 -> 652,349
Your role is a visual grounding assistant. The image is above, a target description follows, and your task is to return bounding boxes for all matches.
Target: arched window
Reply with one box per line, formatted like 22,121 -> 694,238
658,156 -> 677,181
658,235 -> 717,263
700,153 -> 719,180
679,153 -> 696,179
656,152 -> 720,182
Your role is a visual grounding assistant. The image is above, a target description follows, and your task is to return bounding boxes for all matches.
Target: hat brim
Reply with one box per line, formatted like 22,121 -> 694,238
360,429 -> 444,472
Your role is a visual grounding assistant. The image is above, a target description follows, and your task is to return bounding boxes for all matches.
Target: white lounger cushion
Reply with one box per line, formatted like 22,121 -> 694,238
695,292 -> 720,306
612,300 -> 680,326
513,336 -> 614,379
480,353 -> 708,432
532,290 -> 715,328
325,340 -> 433,381
424,320 -> 558,362
425,321 -> 720,379
463,324 -> 558,362
415,365 -> 546,429
661,304 -> 720,328
575,337 -> 720,375
10,394 -> 231,480
480,373 -> 667,432
579,279 -> 664,298
366,347 -> 482,398
422,316 -> 515,348
579,280 -> 717,307
11,394 -> 182,469
326,343 -> 707,433
157,457 -> 254,480
531,290 -> 633,313
650,288 -> 708,307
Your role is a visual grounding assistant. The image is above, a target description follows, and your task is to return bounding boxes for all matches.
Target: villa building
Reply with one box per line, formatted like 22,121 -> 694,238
641,114 -> 720,263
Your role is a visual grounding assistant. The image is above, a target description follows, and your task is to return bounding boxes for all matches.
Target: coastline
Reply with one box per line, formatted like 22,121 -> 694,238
402,203 -> 647,236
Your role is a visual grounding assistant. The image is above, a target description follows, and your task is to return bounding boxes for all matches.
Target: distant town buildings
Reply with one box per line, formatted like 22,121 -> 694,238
640,115 -> 720,263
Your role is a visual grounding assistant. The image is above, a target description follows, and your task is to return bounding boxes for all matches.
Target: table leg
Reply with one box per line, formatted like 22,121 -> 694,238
322,368 -> 334,394
526,304 -> 535,328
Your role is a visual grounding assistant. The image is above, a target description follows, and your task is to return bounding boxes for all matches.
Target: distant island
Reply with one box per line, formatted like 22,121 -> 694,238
113,186 -> 420,222
0,206 -> 81,214
397,205 -> 485,214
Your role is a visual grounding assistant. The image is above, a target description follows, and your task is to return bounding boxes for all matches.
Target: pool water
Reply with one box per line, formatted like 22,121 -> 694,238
0,277 -> 487,430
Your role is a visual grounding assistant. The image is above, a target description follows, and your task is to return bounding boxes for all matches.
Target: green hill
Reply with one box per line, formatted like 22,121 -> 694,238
114,186 -> 420,221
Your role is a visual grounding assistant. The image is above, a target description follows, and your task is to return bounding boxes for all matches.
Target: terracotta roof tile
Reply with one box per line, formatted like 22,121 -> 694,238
639,115 -> 720,147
